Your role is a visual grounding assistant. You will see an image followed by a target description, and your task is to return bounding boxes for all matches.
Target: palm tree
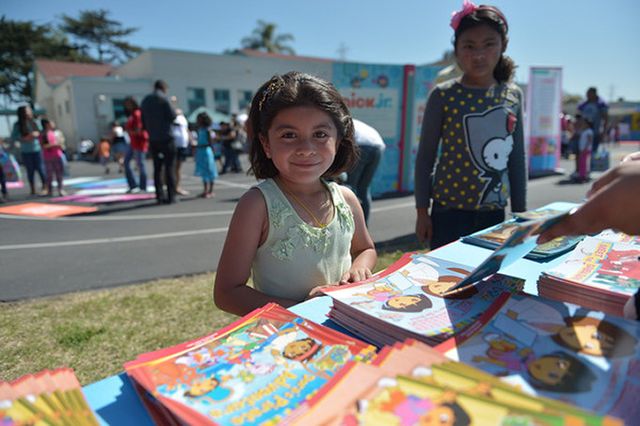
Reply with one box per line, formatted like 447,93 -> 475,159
241,20 -> 295,55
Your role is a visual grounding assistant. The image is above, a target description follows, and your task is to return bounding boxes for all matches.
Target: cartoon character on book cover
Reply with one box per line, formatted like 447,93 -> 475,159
142,316 -> 363,425
555,239 -> 640,295
352,375 -> 555,426
444,294 -> 640,420
326,254 -> 521,338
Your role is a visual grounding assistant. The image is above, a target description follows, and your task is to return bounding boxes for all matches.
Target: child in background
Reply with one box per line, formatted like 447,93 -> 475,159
97,137 -> 111,174
0,140 -> 7,203
574,114 -> 593,183
214,72 -> 377,316
110,121 -> 128,173
40,118 -> 66,196
12,105 -> 45,196
415,0 -> 526,249
194,112 -> 217,198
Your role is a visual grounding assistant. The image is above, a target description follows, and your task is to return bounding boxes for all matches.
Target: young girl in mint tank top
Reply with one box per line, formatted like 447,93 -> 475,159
214,72 -> 377,316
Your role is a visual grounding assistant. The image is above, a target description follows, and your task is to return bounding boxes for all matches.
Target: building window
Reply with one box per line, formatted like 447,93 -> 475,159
112,99 -> 127,123
187,87 -> 206,114
57,104 -> 63,116
213,89 -> 230,115
238,90 -> 253,112
64,100 -> 70,114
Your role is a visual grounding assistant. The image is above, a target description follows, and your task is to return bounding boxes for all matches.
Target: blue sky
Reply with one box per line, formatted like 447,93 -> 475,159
3,0 -> 639,101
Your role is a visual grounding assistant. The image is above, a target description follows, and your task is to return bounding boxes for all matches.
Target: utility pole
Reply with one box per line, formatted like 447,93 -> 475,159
337,43 -> 348,61
608,84 -> 615,103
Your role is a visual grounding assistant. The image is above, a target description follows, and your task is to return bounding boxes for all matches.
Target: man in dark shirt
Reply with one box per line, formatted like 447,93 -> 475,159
141,80 -> 177,204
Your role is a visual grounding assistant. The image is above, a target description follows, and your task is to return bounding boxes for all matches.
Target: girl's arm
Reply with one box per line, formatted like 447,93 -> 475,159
339,186 -> 377,284
508,86 -> 527,213
415,88 -> 444,243
213,188 -> 298,316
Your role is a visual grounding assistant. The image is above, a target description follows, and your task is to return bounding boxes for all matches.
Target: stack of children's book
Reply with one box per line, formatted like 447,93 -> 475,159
537,231 -> 640,316
320,209 -> 574,348
122,302 -> 625,425
321,252 -> 524,347
288,338 -> 623,426
462,206 -> 584,260
0,368 -> 99,426
437,291 -> 639,425
124,303 -> 376,425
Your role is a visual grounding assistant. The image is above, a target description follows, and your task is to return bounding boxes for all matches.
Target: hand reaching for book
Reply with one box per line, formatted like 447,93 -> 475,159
537,160 -> 640,244
340,266 -> 373,285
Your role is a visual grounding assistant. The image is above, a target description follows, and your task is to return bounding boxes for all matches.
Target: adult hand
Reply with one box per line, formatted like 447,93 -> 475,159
622,150 -> 640,163
537,161 -> 640,243
415,208 -> 433,245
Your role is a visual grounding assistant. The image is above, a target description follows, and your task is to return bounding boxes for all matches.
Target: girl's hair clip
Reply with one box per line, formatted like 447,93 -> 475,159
450,0 -> 478,31
258,79 -> 285,111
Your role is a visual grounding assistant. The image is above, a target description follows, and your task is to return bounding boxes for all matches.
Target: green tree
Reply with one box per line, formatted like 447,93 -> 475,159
241,20 -> 295,55
60,9 -> 142,64
0,16 -> 90,104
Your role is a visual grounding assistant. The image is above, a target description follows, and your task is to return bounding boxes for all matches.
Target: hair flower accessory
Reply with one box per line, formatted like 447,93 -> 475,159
258,79 -> 285,111
450,0 -> 479,31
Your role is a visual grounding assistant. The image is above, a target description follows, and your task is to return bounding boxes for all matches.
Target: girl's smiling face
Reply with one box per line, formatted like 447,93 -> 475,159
455,24 -> 504,86
260,106 -> 338,185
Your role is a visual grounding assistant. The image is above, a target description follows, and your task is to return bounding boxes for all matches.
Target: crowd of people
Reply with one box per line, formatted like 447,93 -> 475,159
0,81 -> 250,205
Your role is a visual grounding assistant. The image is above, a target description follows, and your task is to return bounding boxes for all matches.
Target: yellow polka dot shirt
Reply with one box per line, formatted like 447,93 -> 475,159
415,79 -> 527,212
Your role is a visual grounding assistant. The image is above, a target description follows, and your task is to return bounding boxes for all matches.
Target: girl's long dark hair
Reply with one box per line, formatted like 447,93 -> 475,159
454,5 -> 516,83
247,71 -> 358,179
17,105 -> 36,137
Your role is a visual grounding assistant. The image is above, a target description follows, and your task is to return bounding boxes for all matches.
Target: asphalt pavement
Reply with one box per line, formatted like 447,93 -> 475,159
1,143 -> 638,301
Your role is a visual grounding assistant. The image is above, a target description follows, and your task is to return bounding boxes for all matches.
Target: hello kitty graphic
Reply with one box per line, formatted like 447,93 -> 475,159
464,106 -> 517,207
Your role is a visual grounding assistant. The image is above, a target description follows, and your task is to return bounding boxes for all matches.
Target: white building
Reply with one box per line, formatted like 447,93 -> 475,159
34,49 -> 335,153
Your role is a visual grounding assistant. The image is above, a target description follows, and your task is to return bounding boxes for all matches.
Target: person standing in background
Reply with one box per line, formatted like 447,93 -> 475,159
12,105 -> 46,196
123,96 -> 149,193
577,87 -> 608,153
110,121 -> 128,173
172,108 -> 192,196
346,119 -> 385,224
414,1 -> 526,249
218,121 -> 241,174
0,140 -> 8,203
39,118 -> 66,196
141,80 -> 177,204
194,112 -> 217,198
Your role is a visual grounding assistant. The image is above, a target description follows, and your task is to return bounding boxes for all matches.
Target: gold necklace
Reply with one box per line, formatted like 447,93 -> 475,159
279,180 -> 332,228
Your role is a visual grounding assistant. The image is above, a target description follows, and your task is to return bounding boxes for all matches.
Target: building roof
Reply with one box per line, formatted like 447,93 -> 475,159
34,59 -> 114,86
237,49 -> 334,63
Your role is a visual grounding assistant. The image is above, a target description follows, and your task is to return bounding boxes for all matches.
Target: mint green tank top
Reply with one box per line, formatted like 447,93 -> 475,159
252,178 -> 355,301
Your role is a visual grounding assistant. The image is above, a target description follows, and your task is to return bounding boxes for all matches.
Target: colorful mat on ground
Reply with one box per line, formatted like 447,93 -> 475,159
50,193 -> 156,204
0,202 -> 97,217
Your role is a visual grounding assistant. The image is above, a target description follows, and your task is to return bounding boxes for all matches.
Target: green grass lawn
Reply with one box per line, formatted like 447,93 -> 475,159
0,250 -> 414,385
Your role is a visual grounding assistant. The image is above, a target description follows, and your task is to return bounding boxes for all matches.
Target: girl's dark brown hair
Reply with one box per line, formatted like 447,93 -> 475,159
454,5 -> 516,83
123,96 -> 139,116
196,112 -> 212,128
247,71 -> 357,179
17,105 -> 36,137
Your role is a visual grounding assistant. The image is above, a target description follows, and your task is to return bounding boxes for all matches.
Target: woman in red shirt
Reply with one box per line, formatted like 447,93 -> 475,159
123,97 -> 149,192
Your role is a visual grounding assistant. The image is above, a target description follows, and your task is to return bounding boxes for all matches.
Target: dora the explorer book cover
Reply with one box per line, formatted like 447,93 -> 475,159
124,303 -> 374,426
437,293 -> 640,425
323,252 -> 523,345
